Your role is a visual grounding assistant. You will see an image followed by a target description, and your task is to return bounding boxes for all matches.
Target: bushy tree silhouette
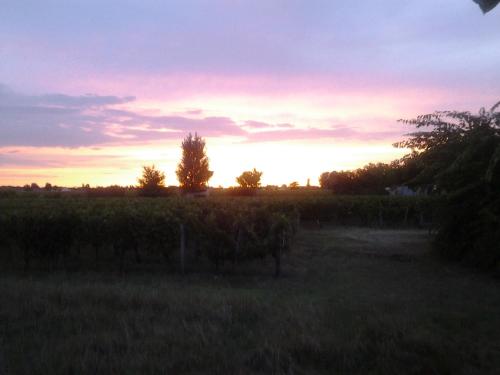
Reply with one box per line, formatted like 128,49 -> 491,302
176,133 -> 213,192
319,163 -> 406,195
236,168 -> 262,189
138,165 -> 166,196
397,102 -> 500,269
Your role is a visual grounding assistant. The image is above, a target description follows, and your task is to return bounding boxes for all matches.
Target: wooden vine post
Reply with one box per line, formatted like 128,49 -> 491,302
275,229 -> 285,278
180,223 -> 186,275
378,201 -> 384,228
234,226 -> 242,267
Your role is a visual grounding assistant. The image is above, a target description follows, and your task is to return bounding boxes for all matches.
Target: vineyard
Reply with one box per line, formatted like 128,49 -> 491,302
0,195 -> 437,275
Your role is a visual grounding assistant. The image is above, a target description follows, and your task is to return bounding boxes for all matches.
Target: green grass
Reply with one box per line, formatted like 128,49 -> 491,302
1,226 -> 499,374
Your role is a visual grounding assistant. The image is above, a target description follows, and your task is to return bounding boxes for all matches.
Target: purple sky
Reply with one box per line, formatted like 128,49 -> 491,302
0,0 -> 499,186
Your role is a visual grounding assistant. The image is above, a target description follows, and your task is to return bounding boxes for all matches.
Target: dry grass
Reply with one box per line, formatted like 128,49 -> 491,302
1,226 -> 499,374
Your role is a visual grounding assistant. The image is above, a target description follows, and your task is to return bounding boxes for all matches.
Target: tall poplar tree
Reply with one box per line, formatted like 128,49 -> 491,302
176,133 -> 213,192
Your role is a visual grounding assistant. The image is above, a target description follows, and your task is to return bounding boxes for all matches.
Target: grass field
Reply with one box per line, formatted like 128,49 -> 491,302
1,226 -> 499,374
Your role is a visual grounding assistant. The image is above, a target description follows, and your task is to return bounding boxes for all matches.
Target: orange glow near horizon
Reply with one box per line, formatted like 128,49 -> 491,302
0,90 -> 416,188
2,1 -> 499,190
0,85 -> 447,189
0,140 -> 408,188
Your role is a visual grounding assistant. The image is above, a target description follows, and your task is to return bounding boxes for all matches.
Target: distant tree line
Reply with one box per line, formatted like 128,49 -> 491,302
320,102 -> 500,270
319,162 -> 419,195
138,133 -> 267,197
18,132 -> 303,197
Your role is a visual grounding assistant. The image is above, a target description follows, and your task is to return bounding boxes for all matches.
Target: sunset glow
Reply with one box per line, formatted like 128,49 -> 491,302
1,1 -> 499,187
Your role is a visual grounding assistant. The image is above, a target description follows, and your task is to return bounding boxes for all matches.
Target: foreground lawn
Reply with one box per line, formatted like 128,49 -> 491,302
1,227 -> 499,374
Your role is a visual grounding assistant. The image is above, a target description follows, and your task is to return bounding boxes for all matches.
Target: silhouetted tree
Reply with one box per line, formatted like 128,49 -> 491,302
395,103 -> 500,192
397,102 -> 500,269
44,183 -> 52,191
138,165 -> 166,196
319,162 -> 413,195
176,133 -> 213,192
236,168 -> 262,189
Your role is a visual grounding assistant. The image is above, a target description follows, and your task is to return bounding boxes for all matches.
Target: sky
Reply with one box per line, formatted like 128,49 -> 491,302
1,0 -> 499,187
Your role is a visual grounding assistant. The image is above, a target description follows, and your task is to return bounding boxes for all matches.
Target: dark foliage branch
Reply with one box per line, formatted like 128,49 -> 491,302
398,102 -> 500,270
474,0 -> 500,13
318,101 -> 500,270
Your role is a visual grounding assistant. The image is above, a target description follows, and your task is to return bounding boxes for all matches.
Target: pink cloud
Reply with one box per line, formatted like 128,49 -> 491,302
0,84 -> 419,151
243,121 -> 294,129
244,127 -> 404,143
0,151 -> 127,168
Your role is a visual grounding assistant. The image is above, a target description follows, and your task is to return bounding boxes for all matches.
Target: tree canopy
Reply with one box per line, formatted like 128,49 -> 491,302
395,102 -> 500,192
176,133 -> 213,192
397,102 -> 500,269
138,165 -> 166,196
318,101 -> 500,269
319,163 -> 412,195
236,168 -> 263,189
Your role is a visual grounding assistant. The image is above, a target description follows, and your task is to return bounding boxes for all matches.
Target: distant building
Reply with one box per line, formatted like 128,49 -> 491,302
385,185 -> 416,196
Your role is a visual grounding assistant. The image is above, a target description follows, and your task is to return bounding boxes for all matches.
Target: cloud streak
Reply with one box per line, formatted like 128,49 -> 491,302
244,127 -> 403,143
0,84 -> 135,108
0,85 -> 406,149
0,85 -> 246,147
